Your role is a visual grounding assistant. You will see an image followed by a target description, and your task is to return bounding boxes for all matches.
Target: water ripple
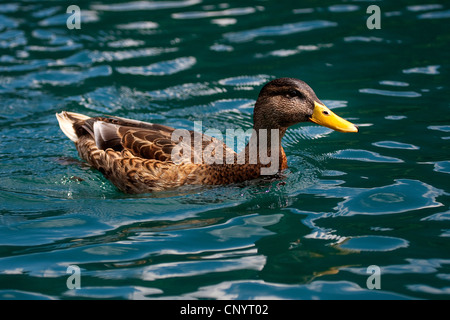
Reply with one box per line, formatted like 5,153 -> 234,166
32,7 -> 61,19
211,18 -> 238,27
385,115 -> 407,120
422,209 -> 450,221
338,236 -> 409,252
0,14 -> 19,30
407,4 -> 444,12
172,7 -> 257,19
38,11 -> 99,27
432,161 -> 450,174
1,0 -> 449,301
0,65 -> 112,92
107,39 -> 145,48
91,0 -> 202,11
116,56 -> 196,76
336,179 -> 443,216
58,47 -> 178,66
0,30 -> 26,48
428,125 -> 450,132
328,5 -> 360,13
140,255 -> 266,281
224,20 -> 337,43
344,36 -> 383,43
256,43 -> 332,58
147,82 -> 225,101
64,286 -> 162,299
403,65 -> 440,75
379,80 -> 409,87
116,21 -> 159,30
77,86 -> 150,113
418,9 -> 450,19
0,3 -> 20,13
218,74 -> 272,87
372,141 -> 420,150
359,88 -> 421,98
333,149 -> 404,163
346,259 -> 450,276
182,280 -> 411,299
0,290 -> 54,300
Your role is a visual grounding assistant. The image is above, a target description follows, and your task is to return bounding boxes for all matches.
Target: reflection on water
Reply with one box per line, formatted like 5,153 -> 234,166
372,141 -> 419,150
223,20 -> 337,43
333,149 -> 404,163
336,179 -> 443,216
0,0 -> 450,300
338,236 -> 409,252
179,279 -> 411,300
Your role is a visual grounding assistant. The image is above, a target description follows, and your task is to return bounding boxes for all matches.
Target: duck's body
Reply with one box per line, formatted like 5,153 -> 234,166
57,78 -> 358,193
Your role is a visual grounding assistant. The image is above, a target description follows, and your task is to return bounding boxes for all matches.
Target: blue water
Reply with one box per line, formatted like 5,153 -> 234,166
1,0 -> 449,300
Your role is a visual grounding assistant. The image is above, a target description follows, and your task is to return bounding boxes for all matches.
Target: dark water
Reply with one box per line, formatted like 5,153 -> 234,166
1,0 -> 449,300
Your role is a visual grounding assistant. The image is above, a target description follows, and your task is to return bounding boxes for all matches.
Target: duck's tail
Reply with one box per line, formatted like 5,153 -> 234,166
56,111 -> 90,142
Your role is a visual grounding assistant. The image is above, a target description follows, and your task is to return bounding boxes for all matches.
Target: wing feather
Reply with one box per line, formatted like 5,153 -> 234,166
75,114 -> 236,163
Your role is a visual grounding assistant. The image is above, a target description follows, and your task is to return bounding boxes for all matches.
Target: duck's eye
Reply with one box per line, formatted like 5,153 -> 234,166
286,90 -> 302,99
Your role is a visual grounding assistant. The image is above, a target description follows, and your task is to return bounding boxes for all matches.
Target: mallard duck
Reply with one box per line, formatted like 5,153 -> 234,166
56,78 -> 358,193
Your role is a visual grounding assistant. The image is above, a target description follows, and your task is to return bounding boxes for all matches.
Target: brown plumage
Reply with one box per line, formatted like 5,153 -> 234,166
56,78 -> 358,193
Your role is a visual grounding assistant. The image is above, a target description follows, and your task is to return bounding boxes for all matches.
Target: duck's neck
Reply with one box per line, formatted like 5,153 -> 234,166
240,126 -> 288,174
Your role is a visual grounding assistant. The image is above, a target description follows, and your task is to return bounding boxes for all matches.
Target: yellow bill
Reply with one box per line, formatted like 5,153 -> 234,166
309,101 -> 358,133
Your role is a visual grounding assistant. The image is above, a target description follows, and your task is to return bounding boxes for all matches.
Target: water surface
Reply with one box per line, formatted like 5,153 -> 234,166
0,0 -> 449,300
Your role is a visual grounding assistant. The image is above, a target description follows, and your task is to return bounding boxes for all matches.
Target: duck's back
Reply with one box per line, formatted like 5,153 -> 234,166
56,112 -> 257,193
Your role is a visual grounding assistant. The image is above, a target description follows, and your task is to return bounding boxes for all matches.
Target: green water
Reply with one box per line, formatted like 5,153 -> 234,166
0,0 -> 449,300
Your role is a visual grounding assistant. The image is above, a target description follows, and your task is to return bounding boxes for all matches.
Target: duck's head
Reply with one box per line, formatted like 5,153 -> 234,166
253,78 -> 358,133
